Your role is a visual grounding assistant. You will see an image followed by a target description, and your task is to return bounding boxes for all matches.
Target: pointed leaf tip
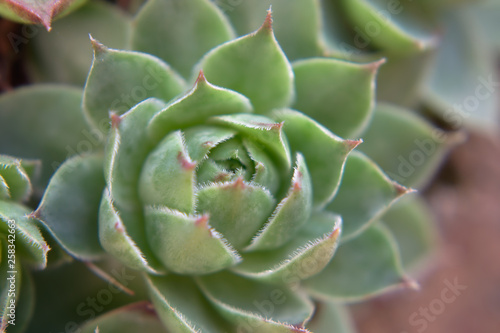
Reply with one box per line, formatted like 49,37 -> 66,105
346,139 -> 362,151
177,151 -> 196,170
394,182 -> 415,197
90,37 -> 107,55
195,214 -> 210,228
366,58 -> 386,73
110,112 -> 121,128
259,7 -> 274,32
195,70 -> 207,85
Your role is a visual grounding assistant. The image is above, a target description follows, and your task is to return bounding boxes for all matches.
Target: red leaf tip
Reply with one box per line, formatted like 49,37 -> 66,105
233,177 -> 246,189
195,214 -> 210,228
329,227 -> 341,240
366,58 -> 386,73
90,36 -> 107,55
345,139 -> 362,151
393,182 -> 415,197
259,7 -> 273,32
110,112 -> 121,128
177,152 -> 197,170
114,221 -> 124,233
195,70 -> 207,85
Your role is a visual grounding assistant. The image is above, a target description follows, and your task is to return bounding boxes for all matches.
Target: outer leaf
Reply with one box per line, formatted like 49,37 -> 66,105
0,85 -> 94,186
105,98 -> 166,210
306,302 -> 355,333
139,131 -> 196,213
234,211 -> 341,285
144,207 -> 241,275
27,1 -> 131,86
147,72 -> 252,143
292,58 -> 381,138
340,0 -> 435,54
196,178 -> 275,250
132,0 -> 235,79
304,223 -> 411,302
380,193 -> 438,272
326,151 -> 410,240
197,271 -> 314,331
222,0 -> 323,60
424,11 -> 499,130
79,302 -> 166,333
0,201 -> 49,268
99,189 -> 162,274
358,103 -> 453,188
272,109 -> 360,207
0,0 -> 86,30
83,40 -> 185,132
146,274 -> 231,333
246,153 -> 312,251
199,11 -> 294,114
34,154 -> 105,259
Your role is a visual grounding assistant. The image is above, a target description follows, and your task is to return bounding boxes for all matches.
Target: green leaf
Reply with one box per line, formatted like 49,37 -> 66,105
0,85 -> 96,187
233,211 -> 341,285
199,11 -> 294,114
27,1 -> 131,85
144,207 -> 241,275
183,126 -> 236,162
340,0 -> 435,54
139,131 -> 196,213
292,58 -> 380,138
83,40 -> 186,132
306,302 -> 355,333
246,153 -> 312,251
358,103 -> 452,188
327,151 -> 410,240
132,0 -> 235,79
105,98 -> 166,210
196,178 -> 275,250
0,0 -> 86,29
424,11 -> 499,130
210,113 -> 291,171
197,271 -> 314,331
273,109 -> 359,207
147,72 -> 252,143
98,189 -> 162,274
243,139 -> 280,195
380,193 -> 437,273
146,274 -> 231,333
35,154 -> 105,260
0,156 -> 32,202
304,223 -> 411,301
0,201 -> 49,268
79,302 -> 166,333
222,0 -> 323,60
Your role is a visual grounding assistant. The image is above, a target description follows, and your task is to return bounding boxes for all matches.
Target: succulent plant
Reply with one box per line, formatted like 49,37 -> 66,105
0,0 -> 449,332
0,156 -> 49,332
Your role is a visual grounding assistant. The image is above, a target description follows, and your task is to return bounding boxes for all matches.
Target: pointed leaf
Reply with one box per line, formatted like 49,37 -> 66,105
244,139 -> 280,195
0,0 -> 86,29
147,73 -> 252,143
132,0 -> 235,78
327,151 -> 410,240
35,154 -> 105,260
197,271 -> 314,331
381,193 -> 438,272
199,11 -> 294,114
139,131 -> 196,213
341,0 -> 435,54
0,201 -> 49,268
196,178 -> 275,250
424,11 -> 499,130
358,103 -> 453,188
304,223 -> 410,301
145,207 -> 241,275
210,114 -> 291,170
83,40 -> 186,132
246,153 -> 312,251
273,109 -> 360,207
306,302 -> 355,333
105,98 -> 166,210
292,58 -> 380,138
146,274 -> 232,333
79,302 -> 166,333
99,189 -> 162,274
0,85 -> 96,187
222,0 -> 323,60
183,126 -> 236,162
27,1 -> 132,85
234,211 -> 341,285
